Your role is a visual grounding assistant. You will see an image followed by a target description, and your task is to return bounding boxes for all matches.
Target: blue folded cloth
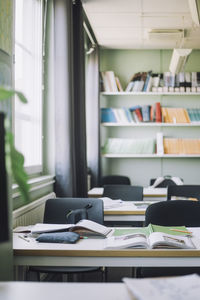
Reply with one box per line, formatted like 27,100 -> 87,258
36,231 -> 80,244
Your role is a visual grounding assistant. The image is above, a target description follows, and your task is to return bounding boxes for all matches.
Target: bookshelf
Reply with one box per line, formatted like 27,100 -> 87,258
100,49 -> 200,186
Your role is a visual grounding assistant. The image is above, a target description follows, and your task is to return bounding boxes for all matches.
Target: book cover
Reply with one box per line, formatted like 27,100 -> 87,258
155,102 -> 162,122
101,108 -> 117,123
141,105 -> 151,122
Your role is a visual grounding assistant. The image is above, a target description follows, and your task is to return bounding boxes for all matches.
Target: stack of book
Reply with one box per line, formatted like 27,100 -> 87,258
101,71 -> 123,92
163,138 -> 200,154
101,106 -> 200,124
102,138 -> 156,154
162,108 -> 190,123
122,71 -> 200,93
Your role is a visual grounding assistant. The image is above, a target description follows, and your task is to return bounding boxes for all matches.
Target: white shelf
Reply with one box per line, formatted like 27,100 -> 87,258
102,154 -> 200,158
101,92 -> 200,96
101,122 -> 200,127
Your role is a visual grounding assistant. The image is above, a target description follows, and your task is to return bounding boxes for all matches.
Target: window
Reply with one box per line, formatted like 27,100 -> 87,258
14,0 -> 43,174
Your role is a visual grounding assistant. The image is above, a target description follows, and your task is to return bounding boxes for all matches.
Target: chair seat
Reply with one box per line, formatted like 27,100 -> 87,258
29,266 -> 101,273
139,267 -> 200,278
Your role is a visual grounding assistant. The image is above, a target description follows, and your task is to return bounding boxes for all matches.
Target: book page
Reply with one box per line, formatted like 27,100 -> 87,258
31,223 -> 72,234
73,219 -> 112,236
104,233 -> 148,249
148,232 -> 196,249
123,274 -> 200,300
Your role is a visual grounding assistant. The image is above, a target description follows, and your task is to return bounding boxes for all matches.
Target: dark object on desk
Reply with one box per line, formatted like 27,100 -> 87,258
167,185 -> 200,201
66,203 -> 92,224
36,232 -> 80,244
150,176 -> 183,188
103,185 -> 143,201
101,175 -> 131,186
28,198 -> 106,282
137,200 -> 200,278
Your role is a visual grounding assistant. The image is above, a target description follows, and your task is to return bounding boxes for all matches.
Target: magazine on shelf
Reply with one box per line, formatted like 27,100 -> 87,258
15,220 -> 112,238
104,224 -> 196,249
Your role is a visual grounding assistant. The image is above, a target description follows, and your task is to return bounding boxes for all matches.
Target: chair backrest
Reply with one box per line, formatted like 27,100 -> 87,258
145,200 -> 200,227
102,185 -> 143,201
150,176 -> 183,188
101,175 -> 131,186
150,178 -> 177,187
167,185 -> 200,201
43,198 -> 103,225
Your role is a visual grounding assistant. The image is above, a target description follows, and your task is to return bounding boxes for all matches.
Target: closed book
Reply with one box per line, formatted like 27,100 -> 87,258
104,71 -> 118,92
156,132 -> 164,155
143,71 -> 152,92
115,76 -> 123,91
125,81 -> 134,92
124,108 -> 134,123
135,108 -> 143,122
141,105 -> 151,122
101,108 -> 117,123
155,102 -> 162,122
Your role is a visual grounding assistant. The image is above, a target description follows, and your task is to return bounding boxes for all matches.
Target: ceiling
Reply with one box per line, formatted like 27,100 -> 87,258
82,0 -> 200,49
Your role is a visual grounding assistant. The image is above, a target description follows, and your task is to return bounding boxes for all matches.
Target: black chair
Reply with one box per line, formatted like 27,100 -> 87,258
28,198 -> 106,281
150,177 -> 183,188
102,185 -> 143,201
167,185 -> 200,201
101,175 -> 131,187
138,200 -> 200,277
103,185 -> 143,227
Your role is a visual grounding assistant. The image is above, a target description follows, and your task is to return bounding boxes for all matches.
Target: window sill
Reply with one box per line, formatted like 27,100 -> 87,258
12,175 -> 55,210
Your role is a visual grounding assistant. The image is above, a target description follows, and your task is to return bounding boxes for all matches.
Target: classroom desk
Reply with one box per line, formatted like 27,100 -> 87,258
88,187 -> 167,201
104,201 -> 149,222
0,282 -> 132,300
13,228 -> 200,268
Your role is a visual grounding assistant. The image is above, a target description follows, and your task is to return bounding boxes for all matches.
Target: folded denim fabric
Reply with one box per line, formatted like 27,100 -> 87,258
36,231 -> 80,243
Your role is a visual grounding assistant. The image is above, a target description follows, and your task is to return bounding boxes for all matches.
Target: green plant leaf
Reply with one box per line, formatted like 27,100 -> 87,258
0,86 -> 28,103
5,131 -> 30,202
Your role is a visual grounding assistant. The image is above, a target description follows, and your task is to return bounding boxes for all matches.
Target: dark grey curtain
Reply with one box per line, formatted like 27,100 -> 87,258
54,0 -> 87,197
86,46 -> 101,187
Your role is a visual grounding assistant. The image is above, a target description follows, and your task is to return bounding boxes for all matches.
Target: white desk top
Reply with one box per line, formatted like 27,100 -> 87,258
88,187 -> 167,198
13,227 -> 200,268
0,282 -> 133,300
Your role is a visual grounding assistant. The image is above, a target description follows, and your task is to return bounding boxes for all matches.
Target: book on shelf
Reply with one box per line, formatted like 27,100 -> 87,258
123,107 -> 134,123
163,138 -> 200,154
143,71 -> 152,92
123,274 -> 200,300
115,76 -> 123,92
102,138 -> 156,154
155,102 -> 162,122
141,105 -> 151,122
101,71 -> 118,92
162,108 -> 190,123
101,108 -> 117,123
156,132 -> 164,155
104,223 -> 196,250
28,220 -> 112,238
134,107 -> 143,122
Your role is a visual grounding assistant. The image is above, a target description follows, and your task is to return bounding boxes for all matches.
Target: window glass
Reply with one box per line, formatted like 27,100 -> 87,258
15,0 -> 43,172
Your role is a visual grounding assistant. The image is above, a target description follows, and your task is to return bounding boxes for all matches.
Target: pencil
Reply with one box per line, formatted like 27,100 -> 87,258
18,235 -> 30,242
169,229 -> 192,234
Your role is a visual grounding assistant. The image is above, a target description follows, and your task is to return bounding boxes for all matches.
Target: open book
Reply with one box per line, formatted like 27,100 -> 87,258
104,231 -> 195,249
30,219 -> 112,238
123,274 -> 200,300
104,224 -> 196,249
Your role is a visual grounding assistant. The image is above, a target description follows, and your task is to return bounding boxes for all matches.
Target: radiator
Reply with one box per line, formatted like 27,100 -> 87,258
13,192 -> 56,228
